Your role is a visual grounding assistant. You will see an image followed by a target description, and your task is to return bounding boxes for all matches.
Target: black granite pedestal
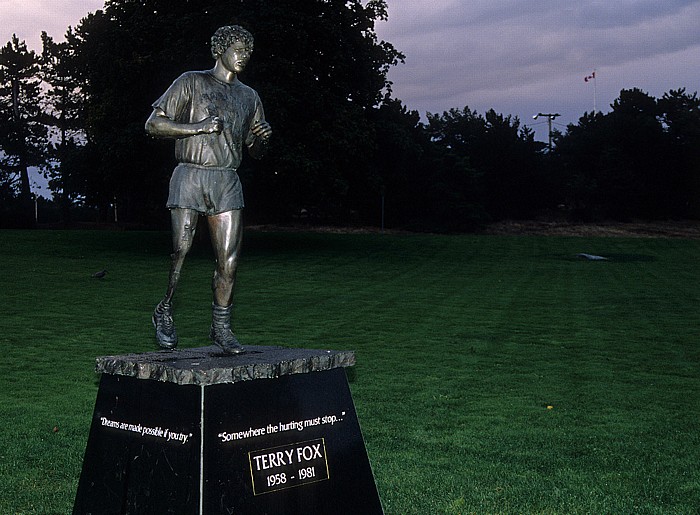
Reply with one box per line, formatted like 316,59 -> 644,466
73,346 -> 383,515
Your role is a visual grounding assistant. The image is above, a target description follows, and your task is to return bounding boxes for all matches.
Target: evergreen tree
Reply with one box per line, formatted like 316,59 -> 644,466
556,88 -> 684,220
658,88 -> 700,217
426,106 -> 548,223
41,29 -> 89,222
0,35 -> 48,226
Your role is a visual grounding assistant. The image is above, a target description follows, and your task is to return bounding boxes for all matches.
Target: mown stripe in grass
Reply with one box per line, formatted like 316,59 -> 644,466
0,230 -> 698,514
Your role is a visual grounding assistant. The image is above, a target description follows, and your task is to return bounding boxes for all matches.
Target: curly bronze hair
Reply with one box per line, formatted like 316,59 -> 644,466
211,25 -> 254,59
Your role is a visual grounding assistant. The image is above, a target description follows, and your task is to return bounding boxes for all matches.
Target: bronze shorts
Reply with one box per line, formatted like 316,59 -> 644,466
167,163 -> 244,215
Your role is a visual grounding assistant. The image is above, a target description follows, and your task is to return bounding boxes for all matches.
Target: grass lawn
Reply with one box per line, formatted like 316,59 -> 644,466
0,228 -> 698,514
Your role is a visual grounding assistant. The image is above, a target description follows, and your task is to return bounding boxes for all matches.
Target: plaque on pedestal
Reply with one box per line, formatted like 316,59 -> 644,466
73,346 -> 383,515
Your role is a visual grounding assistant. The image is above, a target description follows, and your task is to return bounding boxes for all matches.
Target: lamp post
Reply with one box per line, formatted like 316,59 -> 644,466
533,113 -> 560,151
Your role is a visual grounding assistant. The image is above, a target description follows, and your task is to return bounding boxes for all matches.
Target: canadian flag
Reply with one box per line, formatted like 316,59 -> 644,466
584,71 -> 596,82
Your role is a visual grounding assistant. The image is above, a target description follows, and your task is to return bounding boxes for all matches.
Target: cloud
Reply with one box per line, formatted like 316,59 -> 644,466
1,0 -> 698,144
376,0 -> 700,138
381,0 -> 700,91
0,0 -> 104,50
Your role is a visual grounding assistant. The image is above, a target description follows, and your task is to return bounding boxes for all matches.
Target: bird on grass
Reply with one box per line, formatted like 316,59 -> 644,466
92,269 -> 108,279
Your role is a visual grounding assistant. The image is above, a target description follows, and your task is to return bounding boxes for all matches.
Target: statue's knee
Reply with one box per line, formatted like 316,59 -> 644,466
173,227 -> 195,255
171,244 -> 192,264
218,255 -> 239,279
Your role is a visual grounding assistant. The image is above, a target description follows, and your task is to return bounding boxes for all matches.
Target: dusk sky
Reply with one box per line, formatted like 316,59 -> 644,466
2,0 -> 700,145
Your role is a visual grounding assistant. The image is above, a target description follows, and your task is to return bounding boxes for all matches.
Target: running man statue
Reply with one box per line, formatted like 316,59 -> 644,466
145,25 -> 272,353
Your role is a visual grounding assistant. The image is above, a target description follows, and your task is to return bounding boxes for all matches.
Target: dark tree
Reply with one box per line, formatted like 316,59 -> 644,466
424,107 -> 487,229
70,0 -> 403,225
365,98 -> 426,228
479,109 -> 549,219
555,88 -> 693,220
658,88 -> 700,217
363,98 -> 487,231
426,107 -> 549,223
0,35 -> 48,226
41,29 -> 90,223
552,111 -> 609,220
607,88 -> 666,218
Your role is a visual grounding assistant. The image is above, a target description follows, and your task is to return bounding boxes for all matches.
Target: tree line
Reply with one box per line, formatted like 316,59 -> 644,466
1,0 -> 699,230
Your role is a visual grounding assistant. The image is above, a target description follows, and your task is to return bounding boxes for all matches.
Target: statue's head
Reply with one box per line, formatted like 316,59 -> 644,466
211,25 -> 254,60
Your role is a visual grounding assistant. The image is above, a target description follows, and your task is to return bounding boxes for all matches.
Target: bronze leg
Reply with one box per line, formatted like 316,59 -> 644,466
207,209 -> 243,307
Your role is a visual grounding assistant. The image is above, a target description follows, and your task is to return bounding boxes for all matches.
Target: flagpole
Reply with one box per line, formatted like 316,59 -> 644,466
593,69 -> 597,113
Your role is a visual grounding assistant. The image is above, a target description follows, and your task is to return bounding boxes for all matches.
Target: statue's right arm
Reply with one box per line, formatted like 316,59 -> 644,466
145,108 -> 222,139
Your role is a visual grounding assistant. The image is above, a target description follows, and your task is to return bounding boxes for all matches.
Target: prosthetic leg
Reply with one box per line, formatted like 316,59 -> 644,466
153,208 -> 199,349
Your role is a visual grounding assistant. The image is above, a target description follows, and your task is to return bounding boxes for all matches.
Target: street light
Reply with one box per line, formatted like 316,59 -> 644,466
533,112 -> 560,151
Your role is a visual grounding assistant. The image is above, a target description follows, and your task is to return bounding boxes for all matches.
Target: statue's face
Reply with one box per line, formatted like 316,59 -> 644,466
220,40 -> 252,74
